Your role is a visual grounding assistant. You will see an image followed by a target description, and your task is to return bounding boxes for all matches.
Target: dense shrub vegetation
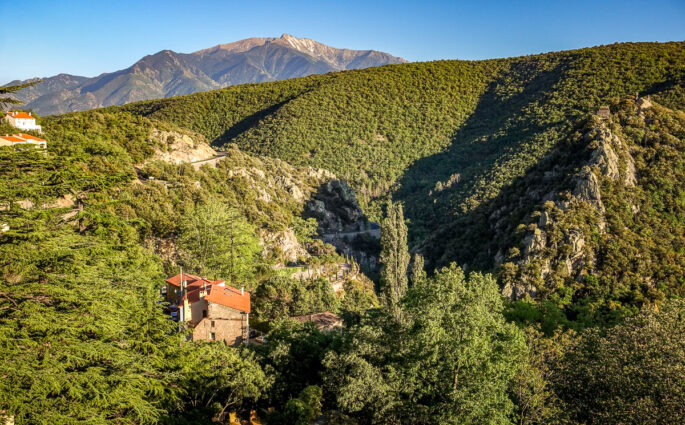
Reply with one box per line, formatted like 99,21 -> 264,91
120,42 -> 684,213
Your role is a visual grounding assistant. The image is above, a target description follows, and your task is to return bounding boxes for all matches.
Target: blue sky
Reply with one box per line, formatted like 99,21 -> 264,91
1,0 -> 684,83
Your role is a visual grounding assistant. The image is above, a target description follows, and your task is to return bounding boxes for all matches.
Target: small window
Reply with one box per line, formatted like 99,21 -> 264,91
211,321 -> 215,327
202,310 -> 207,318
210,332 -> 216,340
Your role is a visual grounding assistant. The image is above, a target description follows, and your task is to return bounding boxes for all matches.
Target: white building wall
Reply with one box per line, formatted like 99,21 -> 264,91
5,116 -> 42,132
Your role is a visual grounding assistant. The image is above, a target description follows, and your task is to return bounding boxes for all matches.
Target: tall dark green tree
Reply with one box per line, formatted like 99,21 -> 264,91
379,201 -> 409,320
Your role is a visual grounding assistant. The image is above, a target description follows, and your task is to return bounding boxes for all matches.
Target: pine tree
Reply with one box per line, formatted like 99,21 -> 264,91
0,81 -> 39,109
379,201 -> 409,320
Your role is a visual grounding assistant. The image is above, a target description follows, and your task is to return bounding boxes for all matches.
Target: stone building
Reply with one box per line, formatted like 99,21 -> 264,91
596,106 -> 611,120
165,273 -> 250,346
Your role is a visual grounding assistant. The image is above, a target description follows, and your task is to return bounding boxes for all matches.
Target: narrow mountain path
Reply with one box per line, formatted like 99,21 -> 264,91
321,228 -> 380,242
190,152 -> 229,170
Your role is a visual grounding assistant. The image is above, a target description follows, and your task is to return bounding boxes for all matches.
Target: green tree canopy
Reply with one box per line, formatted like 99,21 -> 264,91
324,265 -> 527,424
177,200 -> 261,285
550,300 -> 685,425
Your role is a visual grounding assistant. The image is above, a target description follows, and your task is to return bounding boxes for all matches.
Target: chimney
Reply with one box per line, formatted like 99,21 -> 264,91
182,297 -> 190,322
28,112 -> 32,116
241,286 -> 244,295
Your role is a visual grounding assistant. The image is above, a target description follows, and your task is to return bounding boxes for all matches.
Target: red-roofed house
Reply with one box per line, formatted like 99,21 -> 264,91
0,133 -> 47,149
165,272 -> 204,303
5,111 -> 42,132
167,272 -> 250,346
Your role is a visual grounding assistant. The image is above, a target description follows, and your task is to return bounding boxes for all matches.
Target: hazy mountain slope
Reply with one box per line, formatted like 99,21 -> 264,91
6,34 -> 405,115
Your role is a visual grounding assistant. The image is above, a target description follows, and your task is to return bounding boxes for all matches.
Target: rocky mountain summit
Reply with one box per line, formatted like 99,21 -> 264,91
5,34 -> 406,116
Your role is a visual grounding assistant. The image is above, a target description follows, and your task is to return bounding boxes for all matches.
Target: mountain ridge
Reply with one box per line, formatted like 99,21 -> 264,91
6,34 -> 406,115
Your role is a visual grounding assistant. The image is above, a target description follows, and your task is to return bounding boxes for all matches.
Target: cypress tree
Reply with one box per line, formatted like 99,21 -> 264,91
410,253 -> 426,286
379,201 -> 410,320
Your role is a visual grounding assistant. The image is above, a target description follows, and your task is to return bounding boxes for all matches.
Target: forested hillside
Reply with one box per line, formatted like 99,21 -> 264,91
119,42 -> 684,200
0,110 -> 375,423
1,41 -> 684,424
115,41 -> 685,322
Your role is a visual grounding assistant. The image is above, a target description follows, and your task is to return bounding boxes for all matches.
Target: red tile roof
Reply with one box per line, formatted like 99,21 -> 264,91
6,112 -> 34,120
165,272 -> 203,287
178,288 -> 204,305
169,273 -> 250,313
205,285 -> 250,314
15,133 -> 45,142
0,135 -> 27,143
189,278 -> 225,291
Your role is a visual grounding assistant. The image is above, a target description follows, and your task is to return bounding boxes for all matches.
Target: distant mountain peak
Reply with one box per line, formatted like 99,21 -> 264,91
7,35 -> 407,115
275,33 -> 324,55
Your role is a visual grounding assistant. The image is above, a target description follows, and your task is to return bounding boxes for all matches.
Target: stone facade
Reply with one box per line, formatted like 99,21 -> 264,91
192,302 -> 248,346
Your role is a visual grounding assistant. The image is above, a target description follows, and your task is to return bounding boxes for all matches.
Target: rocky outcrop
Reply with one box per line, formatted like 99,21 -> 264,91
502,281 -> 538,300
590,133 -> 620,180
624,152 -> 637,187
560,228 -> 588,276
260,228 -> 309,263
144,236 -> 182,266
575,121 -> 638,215
587,122 -> 638,187
274,175 -> 305,202
494,249 -> 505,267
306,167 -> 336,181
305,179 -> 366,234
0,194 -> 77,211
574,166 -> 605,213
500,116 -> 645,299
147,129 -> 216,164
522,228 -> 546,257
636,96 -> 652,118
538,211 -> 552,228
304,179 -> 381,274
